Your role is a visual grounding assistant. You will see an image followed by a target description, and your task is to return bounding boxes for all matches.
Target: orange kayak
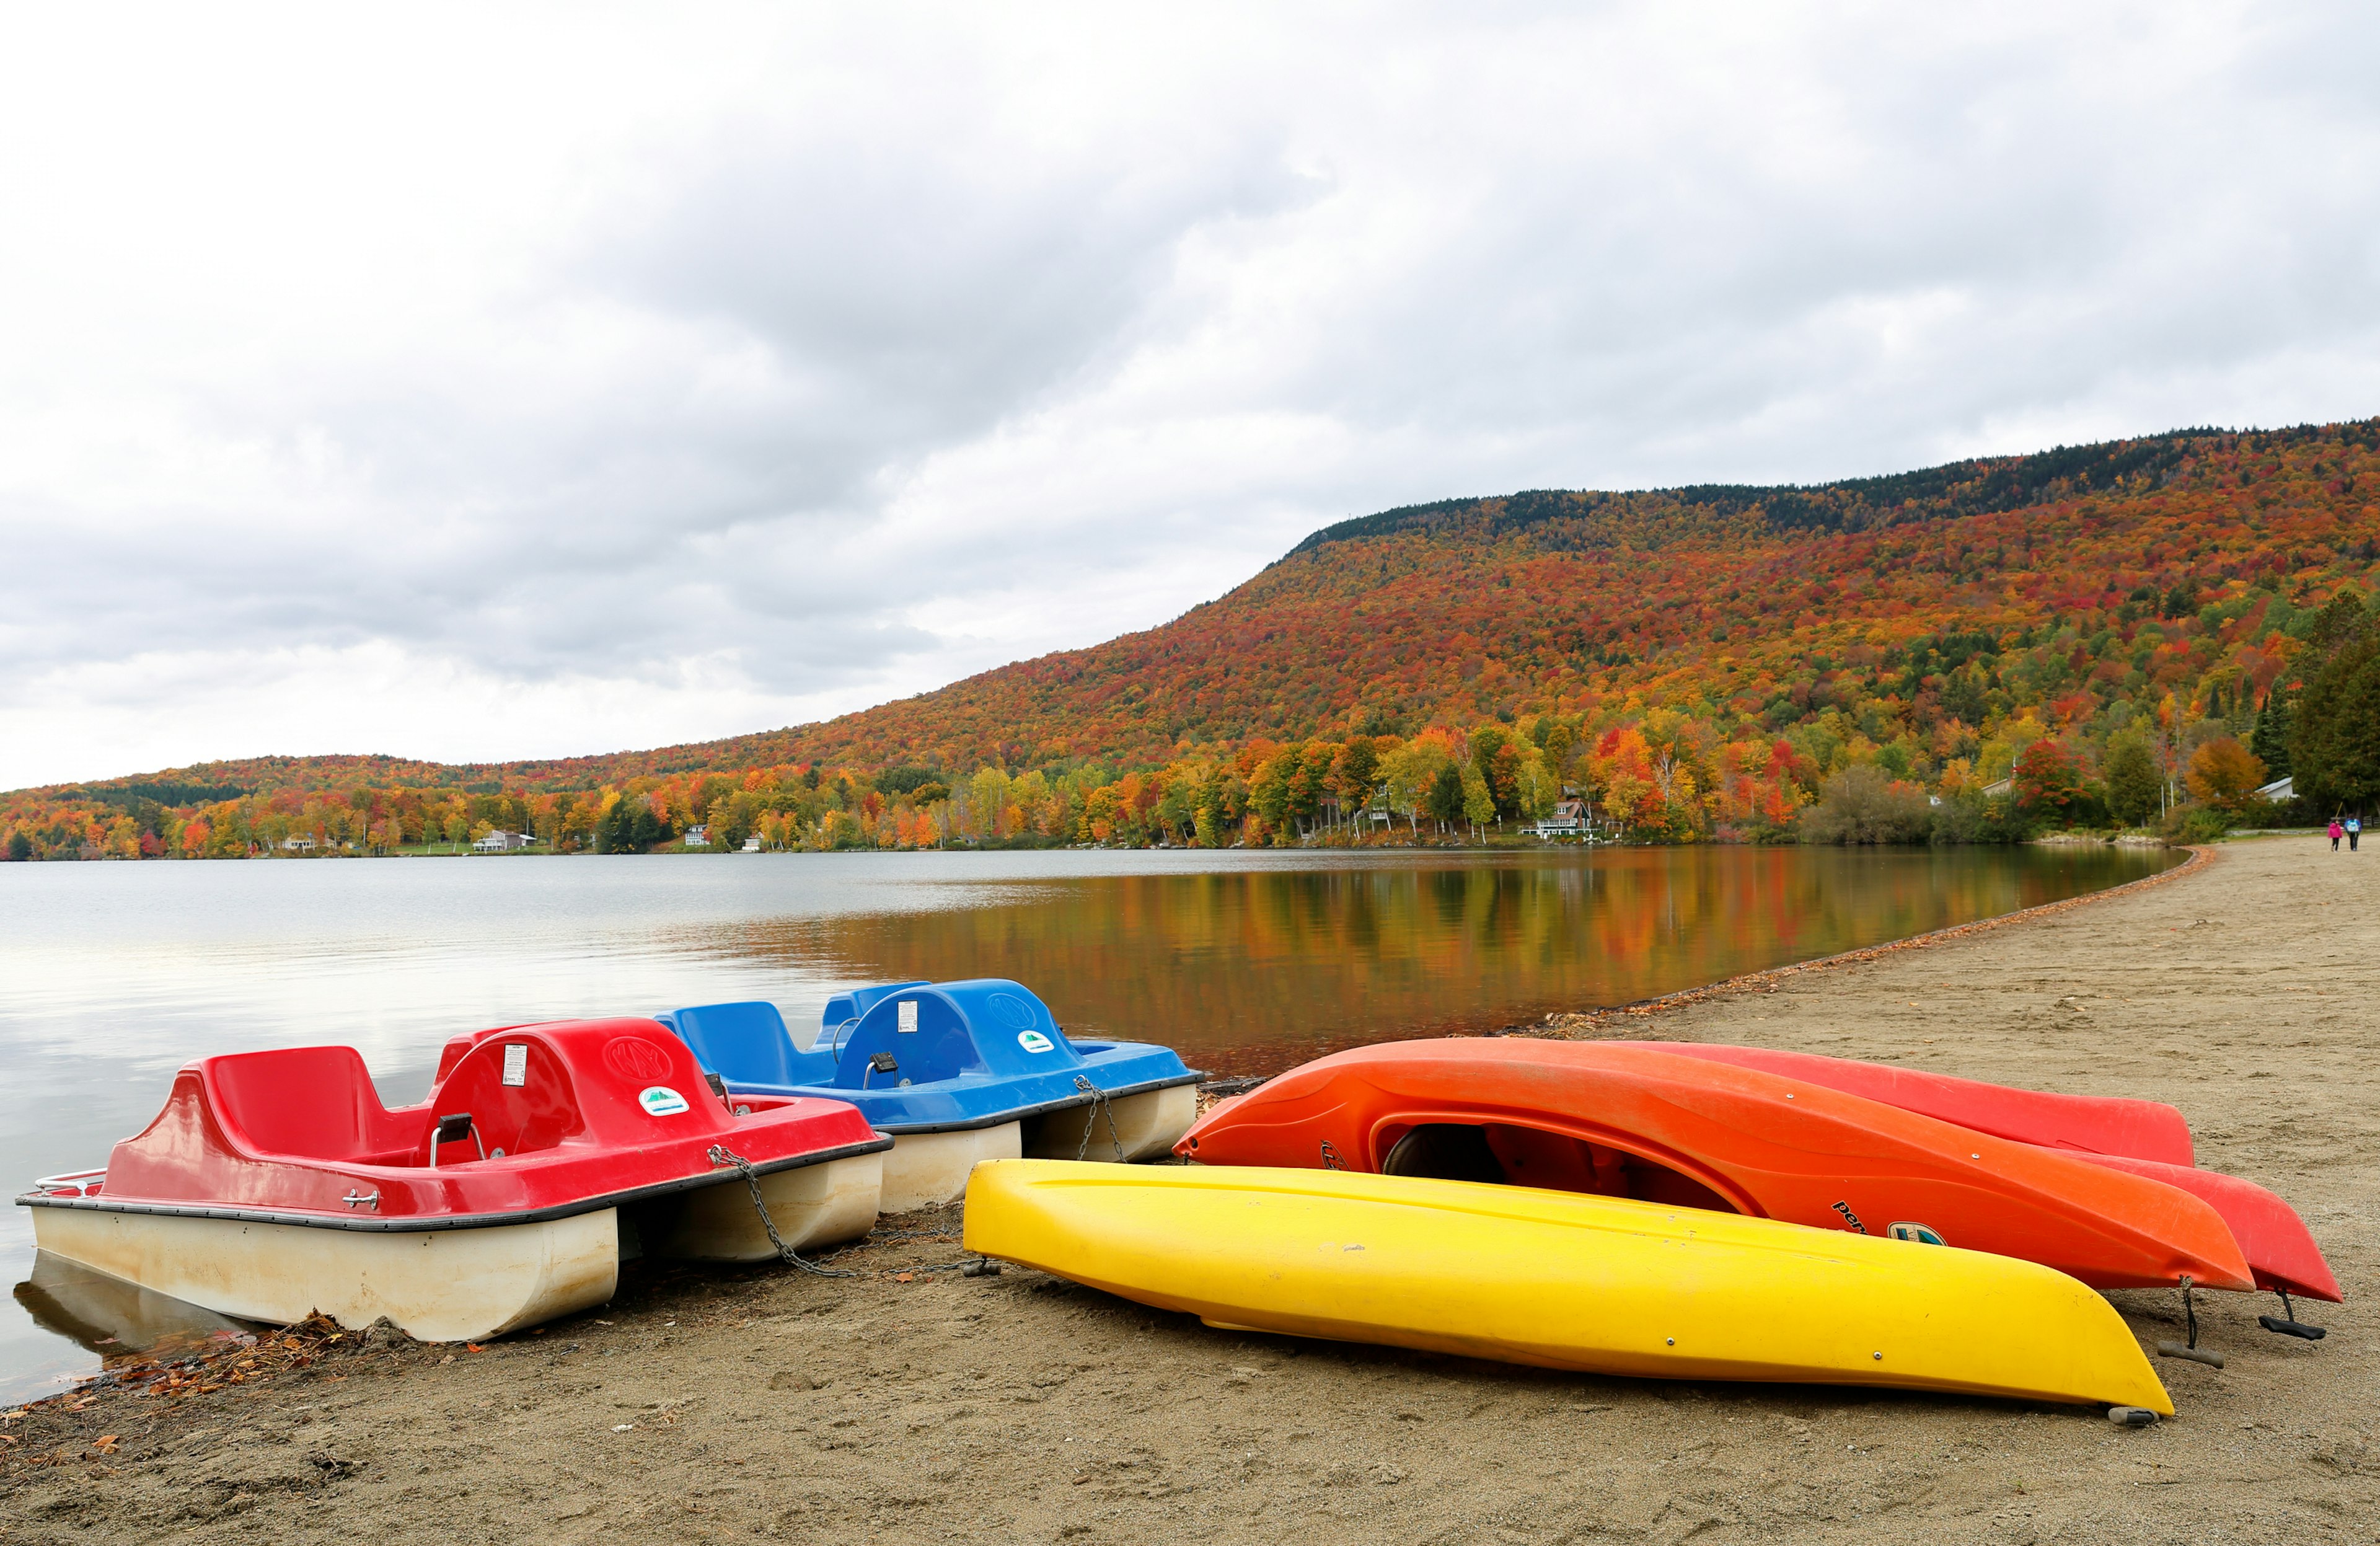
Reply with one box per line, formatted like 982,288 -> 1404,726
1609,1042 -> 2194,1164
1179,1039 -> 2253,1292
1613,1042 -> 2335,1301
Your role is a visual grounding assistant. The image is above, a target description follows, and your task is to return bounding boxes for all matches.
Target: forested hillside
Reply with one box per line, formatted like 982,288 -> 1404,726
8,420 -> 2380,859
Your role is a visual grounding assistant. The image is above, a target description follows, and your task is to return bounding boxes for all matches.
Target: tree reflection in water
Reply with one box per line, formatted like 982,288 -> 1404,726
691,846 -> 2172,1077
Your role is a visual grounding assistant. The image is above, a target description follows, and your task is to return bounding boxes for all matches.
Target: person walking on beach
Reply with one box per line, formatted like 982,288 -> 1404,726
2330,818 -> 2344,851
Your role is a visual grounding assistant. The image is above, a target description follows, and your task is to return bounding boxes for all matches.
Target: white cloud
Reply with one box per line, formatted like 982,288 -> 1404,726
3,1 -> 2378,787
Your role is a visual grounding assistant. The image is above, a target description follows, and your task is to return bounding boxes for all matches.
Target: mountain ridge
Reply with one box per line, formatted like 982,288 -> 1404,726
7,415 -> 2378,857
31,418 -> 2363,799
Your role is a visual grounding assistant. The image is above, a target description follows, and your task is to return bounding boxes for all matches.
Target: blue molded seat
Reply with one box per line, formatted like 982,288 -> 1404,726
653,1001 -> 836,1089
658,979 -> 1199,1134
816,981 -> 931,1058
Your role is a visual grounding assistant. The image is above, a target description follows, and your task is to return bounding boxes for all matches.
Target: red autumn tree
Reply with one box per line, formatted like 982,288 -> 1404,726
2012,740 -> 2087,825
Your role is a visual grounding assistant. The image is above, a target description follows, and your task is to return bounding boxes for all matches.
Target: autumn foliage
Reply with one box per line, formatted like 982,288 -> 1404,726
7,420 -> 2380,859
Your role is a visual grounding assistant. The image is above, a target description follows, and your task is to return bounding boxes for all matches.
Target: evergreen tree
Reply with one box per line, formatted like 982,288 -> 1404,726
2292,625 -> 2380,813
2249,686 -> 2293,778
2303,586 -> 2367,656
1943,669 -> 1989,725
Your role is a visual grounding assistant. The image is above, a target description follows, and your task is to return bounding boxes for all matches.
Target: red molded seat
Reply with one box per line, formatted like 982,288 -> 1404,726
430,1035 -> 588,1160
204,1046 -> 419,1163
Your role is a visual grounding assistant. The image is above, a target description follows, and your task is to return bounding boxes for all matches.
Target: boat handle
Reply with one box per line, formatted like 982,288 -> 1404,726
343,1190 -> 381,1211
427,1112 -> 485,1168
2260,1288 -> 2327,1340
30,1168 -> 107,1196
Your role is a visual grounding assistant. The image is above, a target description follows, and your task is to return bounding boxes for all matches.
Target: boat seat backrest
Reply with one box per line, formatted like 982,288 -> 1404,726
431,1035 -> 588,1158
431,1025 -> 531,1085
818,981 -> 932,1048
205,1046 -> 413,1162
831,979 -> 1082,1088
664,1002 -> 805,1086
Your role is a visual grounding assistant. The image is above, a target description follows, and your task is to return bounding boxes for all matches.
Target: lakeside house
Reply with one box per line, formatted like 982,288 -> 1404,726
741,836 -> 762,852
684,824 -> 710,847
472,830 -> 534,853
2257,775 -> 2294,802
1527,798 -> 1594,839
279,835 -> 316,853
1981,776 -> 2014,798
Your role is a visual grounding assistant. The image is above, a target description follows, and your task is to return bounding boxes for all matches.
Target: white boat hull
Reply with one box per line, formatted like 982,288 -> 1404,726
27,1152 -> 886,1341
881,1123 -> 1022,1213
30,1204 -> 617,1345
1023,1084 -> 1199,1163
643,1152 -> 883,1260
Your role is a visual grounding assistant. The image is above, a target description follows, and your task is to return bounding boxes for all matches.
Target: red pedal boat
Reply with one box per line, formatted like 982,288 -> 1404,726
17,1018 -> 890,1342
1616,1042 -> 2338,1302
1178,1039 -> 2254,1292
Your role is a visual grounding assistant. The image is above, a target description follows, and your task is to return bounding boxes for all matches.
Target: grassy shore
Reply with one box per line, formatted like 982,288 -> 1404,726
4,836 -> 2373,1544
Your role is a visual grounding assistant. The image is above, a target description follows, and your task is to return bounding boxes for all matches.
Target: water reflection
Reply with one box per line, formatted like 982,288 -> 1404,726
15,1253 -> 253,1367
701,847 -> 2171,1073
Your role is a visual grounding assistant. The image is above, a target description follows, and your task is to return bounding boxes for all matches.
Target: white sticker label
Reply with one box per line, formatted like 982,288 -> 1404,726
638,1085 -> 690,1116
898,1000 -> 918,1034
1017,1030 -> 1054,1054
501,1044 -> 527,1087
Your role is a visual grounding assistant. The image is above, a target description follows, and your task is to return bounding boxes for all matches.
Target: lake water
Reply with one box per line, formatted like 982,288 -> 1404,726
0,843 -> 2174,1398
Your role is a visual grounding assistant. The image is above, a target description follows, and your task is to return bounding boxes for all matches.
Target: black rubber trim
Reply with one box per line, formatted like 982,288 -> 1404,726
866,1071 -> 1207,1136
12,1134 -> 895,1234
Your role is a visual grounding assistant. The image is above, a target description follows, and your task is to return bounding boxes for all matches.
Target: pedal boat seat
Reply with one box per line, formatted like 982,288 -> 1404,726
658,980 -> 1202,1212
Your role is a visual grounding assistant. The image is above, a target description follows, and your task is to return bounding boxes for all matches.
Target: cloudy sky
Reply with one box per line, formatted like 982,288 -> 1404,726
3,3 -> 2376,790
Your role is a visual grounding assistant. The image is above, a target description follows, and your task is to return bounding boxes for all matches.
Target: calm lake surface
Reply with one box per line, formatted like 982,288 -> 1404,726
0,843 -> 2175,1398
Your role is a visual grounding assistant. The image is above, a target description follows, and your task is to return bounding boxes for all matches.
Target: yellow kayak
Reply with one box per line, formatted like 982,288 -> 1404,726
963,1160 -> 2171,1413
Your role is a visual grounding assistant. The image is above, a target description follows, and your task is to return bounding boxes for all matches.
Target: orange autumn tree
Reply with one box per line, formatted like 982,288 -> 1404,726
2185,736 -> 2266,815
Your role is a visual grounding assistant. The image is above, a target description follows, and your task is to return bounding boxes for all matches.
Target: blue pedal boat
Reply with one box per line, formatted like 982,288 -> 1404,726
658,979 -> 1202,1211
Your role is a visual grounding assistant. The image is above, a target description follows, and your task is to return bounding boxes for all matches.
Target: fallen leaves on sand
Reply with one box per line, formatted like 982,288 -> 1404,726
2,1315 -> 369,1475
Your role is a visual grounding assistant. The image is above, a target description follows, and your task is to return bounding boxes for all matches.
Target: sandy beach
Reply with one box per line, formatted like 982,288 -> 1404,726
5,835 -> 2374,1545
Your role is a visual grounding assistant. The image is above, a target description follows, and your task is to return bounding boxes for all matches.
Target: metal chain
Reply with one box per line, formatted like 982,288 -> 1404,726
1070,1075 -> 1126,1162
707,1144 -> 855,1278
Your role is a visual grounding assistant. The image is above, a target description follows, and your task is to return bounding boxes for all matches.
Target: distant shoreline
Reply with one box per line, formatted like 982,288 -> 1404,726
8,829 -> 2285,862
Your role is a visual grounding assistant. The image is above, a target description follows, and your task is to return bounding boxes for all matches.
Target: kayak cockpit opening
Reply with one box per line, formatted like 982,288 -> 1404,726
1380,1122 -> 1739,1214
